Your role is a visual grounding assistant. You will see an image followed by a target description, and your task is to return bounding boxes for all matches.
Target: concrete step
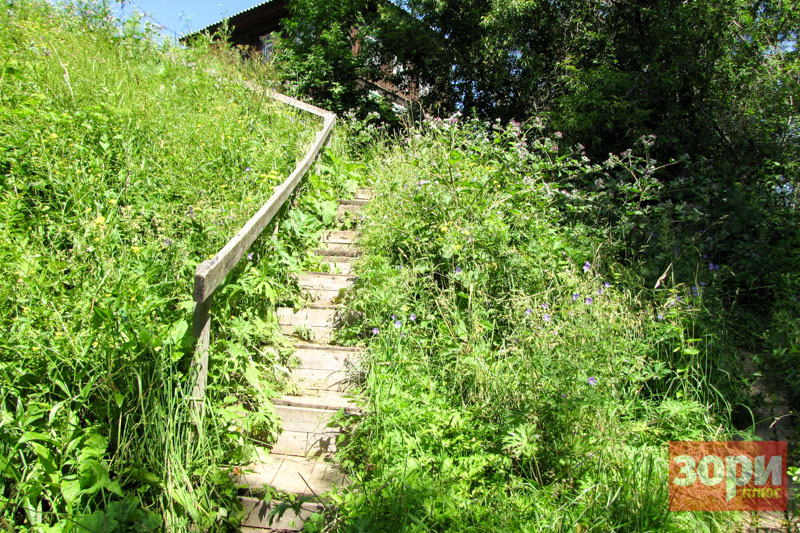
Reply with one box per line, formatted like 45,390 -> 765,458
235,454 -> 346,497
273,391 -> 360,414
239,497 -> 324,530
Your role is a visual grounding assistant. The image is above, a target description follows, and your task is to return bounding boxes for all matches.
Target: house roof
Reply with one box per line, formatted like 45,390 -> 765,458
180,0 -> 289,43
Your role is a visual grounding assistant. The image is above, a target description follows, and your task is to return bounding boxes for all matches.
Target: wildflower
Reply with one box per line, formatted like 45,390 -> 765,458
657,313 -> 664,320
409,314 -> 416,322
700,282 -> 707,286
108,198 -> 118,206
541,303 -> 549,310
94,215 -> 106,226
131,245 -> 141,254
391,314 -> 396,320
245,167 -> 251,172
163,238 -> 172,246
525,308 -> 532,315
604,282 -> 610,288
394,320 -> 402,328
597,288 -> 603,295
588,377 -> 598,386
583,261 -> 591,273
247,253 -> 253,261
585,297 -> 593,305
189,206 -> 195,218
543,314 -> 551,322
708,262 -> 715,270
455,266 -> 462,274
372,327 -> 379,336
572,293 -> 580,301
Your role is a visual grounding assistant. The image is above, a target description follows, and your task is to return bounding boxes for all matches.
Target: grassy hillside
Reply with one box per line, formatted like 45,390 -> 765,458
328,116 -> 749,531
0,2 -> 356,530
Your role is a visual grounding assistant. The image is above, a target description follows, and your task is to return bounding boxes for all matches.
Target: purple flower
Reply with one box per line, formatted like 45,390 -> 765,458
708,262 -> 715,271
561,393 -> 567,398
657,313 -> 664,320
543,314 -> 551,322
391,314 -> 396,320
394,320 -> 402,328
604,282 -> 610,288
700,282 -> 707,286
188,206 -> 194,218
541,303 -> 549,309
714,264 -> 720,271
585,297 -> 593,305
409,314 -> 416,322
245,167 -> 251,172
372,327 -> 379,336
455,266 -> 462,273
163,238 -> 172,246
597,288 -> 603,295
525,308 -> 532,315
588,377 -> 598,386
247,252 -> 253,261
572,293 -> 580,301
583,261 -> 591,273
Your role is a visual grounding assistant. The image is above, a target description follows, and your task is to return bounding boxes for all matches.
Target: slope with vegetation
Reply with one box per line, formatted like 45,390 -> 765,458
322,115 -> 751,531
0,2 -> 357,530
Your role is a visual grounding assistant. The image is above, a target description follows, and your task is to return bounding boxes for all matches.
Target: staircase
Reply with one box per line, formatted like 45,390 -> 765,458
236,189 -> 370,531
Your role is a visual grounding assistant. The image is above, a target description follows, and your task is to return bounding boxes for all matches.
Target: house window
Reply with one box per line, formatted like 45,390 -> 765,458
260,35 -> 274,60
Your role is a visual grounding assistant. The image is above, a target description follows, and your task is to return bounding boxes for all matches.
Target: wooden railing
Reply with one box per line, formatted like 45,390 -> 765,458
192,90 -> 336,412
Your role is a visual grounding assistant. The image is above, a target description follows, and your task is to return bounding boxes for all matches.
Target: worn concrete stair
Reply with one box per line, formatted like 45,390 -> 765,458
238,191 -> 370,531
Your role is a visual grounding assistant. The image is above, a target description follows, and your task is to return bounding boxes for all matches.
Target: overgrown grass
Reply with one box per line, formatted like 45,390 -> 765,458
330,116 -> 751,531
0,2 -> 356,530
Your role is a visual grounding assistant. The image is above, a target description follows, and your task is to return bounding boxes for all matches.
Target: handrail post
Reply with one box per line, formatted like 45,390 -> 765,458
192,273 -> 212,417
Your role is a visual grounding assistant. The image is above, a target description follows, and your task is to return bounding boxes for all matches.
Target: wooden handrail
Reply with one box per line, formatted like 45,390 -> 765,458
191,91 -> 336,413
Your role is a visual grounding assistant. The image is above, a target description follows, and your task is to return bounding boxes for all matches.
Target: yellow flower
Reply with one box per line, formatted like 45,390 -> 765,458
108,198 -> 118,206
94,215 -> 106,226
131,245 -> 141,254
49,133 -> 58,139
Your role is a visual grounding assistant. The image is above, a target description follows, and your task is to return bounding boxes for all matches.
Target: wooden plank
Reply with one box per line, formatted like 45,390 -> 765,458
280,324 -> 334,343
294,346 -> 354,371
235,455 -> 346,497
294,367 -> 348,391
194,114 -> 335,303
239,496 -> 324,530
191,293 -> 212,416
313,248 -> 359,258
276,307 -> 337,328
338,199 -> 368,207
273,392 -> 360,414
274,405 -> 339,433
322,230 -> 358,243
298,273 -> 356,291
271,429 -> 339,457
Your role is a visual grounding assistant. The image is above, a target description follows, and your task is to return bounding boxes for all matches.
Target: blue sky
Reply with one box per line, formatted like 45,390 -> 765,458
113,0 -> 264,40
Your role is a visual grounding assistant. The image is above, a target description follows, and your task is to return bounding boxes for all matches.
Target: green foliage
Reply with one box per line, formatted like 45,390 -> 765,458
330,115 -> 744,530
0,1 -> 352,529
